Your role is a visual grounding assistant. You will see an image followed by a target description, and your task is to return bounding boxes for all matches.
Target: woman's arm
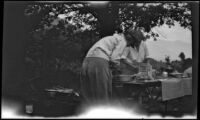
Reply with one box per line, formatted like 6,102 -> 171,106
110,36 -> 127,64
121,58 -> 139,68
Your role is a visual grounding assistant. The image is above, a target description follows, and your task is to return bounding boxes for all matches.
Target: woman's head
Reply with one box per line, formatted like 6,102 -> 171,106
124,28 -> 145,48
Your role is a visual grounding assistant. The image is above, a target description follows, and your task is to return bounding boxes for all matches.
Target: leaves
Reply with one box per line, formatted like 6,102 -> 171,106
26,18 -> 99,77
179,52 -> 186,61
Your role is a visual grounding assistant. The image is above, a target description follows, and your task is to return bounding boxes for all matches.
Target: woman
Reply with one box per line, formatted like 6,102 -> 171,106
121,28 -> 149,64
120,28 -> 149,75
80,28 -> 138,103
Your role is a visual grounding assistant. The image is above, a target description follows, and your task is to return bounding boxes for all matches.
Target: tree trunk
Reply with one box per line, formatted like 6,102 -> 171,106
92,3 -> 119,38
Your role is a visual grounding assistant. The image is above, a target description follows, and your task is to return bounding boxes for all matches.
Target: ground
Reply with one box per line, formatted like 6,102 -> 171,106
2,92 -> 196,118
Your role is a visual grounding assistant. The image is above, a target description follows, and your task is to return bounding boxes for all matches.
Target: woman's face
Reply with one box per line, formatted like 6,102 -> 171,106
125,34 -> 135,47
125,34 -> 141,47
134,39 -> 141,48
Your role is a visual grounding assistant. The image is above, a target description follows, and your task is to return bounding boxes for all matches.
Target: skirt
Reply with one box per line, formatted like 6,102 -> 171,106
80,57 -> 112,103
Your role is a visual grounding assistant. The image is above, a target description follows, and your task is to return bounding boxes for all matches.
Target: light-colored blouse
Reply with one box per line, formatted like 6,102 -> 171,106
121,41 -> 149,63
86,33 -> 127,62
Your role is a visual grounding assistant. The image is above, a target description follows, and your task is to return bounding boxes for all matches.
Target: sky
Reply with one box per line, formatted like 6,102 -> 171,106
146,22 -> 192,61
150,22 -> 192,44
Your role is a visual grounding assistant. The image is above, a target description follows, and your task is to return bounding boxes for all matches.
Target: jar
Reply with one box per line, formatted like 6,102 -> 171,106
25,104 -> 33,114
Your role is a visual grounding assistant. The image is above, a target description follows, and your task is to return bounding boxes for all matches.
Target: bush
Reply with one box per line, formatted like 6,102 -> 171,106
25,23 -> 100,90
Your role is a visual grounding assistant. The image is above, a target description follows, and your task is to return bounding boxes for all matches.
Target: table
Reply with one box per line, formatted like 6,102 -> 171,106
113,80 -> 161,104
112,77 -> 192,111
159,77 -> 192,101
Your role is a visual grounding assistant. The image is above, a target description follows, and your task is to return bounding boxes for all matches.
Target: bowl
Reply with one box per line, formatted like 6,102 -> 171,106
169,73 -> 183,78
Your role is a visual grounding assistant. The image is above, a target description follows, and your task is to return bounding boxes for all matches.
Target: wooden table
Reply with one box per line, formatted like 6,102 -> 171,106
113,80 -> 162,104
112,77 -> 192,112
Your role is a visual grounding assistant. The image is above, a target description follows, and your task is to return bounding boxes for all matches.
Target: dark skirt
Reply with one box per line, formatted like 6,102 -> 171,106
80,57 -> 112,103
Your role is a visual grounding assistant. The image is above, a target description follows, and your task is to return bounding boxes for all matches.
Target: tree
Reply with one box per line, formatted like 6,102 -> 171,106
165,55 -> 171,65
179,52 -> 186,61
24,1 -> 192,38
178,52 -> 192,72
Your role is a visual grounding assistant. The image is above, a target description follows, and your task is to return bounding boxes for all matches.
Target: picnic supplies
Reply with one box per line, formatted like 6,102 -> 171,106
169,71 -> 183,78
113,74 -> 136,82
119,59 -> 139,75
165,65 -> 174,74
138,63 -> 154,80
115,60 -> 155,81
162,71 -> 168,78
24,86 -> 81,116
45,88 -> 80,99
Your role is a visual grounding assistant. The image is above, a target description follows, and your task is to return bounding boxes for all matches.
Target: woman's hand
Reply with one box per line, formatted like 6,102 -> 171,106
109,60 -> 120,69
109,60 -> 121,75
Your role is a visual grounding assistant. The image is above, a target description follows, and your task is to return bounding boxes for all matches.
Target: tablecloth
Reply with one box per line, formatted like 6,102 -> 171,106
159,78 -> 192,101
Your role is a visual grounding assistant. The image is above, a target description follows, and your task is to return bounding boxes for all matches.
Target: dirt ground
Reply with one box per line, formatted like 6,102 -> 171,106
2,92 -> 196,118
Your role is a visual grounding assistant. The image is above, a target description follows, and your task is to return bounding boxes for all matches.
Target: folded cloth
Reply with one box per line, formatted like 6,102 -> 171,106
159,78 -> 192,101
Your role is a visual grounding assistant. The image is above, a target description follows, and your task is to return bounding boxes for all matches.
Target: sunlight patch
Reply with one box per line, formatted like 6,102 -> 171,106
75,103 -> 143,118
77,106 -> 139,118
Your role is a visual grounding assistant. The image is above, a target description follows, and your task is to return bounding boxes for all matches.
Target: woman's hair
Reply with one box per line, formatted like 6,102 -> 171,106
124,28 -> 145,48
114,26 -> 123,33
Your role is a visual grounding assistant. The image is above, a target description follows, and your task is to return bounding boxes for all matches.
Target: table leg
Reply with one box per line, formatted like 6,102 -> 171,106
138,95 -> 143,104
164,101 -> 168,112
112,83 -> 124,99
137,88 -> 145,105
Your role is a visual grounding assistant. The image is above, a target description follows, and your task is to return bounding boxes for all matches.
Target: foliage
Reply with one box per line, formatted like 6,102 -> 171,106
172,58 -> 192,72
147,52 -> 192,73
146,58 -> 167,73
171,60 -> 183,72
25,20 -> 99,88
165,55 -> 171,65
24,1 -> 192,38
179,52 -> 186,61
